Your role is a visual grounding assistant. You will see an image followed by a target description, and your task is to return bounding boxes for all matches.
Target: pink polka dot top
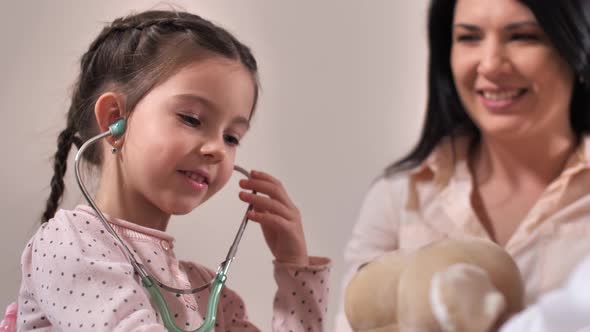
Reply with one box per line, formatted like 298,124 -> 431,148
18,205 -> 330,331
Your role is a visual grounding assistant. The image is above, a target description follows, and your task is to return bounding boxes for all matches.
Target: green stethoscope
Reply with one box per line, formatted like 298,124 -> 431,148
74,118 -> 253,331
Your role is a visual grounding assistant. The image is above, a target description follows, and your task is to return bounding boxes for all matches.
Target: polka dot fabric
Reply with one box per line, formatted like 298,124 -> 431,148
17,206 -> 331,331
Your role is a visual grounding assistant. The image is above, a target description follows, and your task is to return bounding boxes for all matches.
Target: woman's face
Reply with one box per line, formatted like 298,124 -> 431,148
450,0 -> 575,141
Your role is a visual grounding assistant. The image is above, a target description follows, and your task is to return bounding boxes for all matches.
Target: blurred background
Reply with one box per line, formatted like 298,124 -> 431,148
0,1 -> 428,330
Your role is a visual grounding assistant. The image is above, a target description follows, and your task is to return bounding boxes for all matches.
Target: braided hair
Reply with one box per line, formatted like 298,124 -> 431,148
41,10 -> 259,223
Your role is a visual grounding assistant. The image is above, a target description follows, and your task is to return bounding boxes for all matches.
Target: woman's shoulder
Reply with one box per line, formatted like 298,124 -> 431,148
351,171 -> 414,217
382,135 -> 473,189
368,168 -> 413,197
381,168 -> 414,183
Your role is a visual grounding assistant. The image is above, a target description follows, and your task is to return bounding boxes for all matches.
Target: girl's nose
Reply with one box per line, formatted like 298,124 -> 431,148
199,137 -> 226,163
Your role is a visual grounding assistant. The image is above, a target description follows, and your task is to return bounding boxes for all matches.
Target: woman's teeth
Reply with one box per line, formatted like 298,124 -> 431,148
481,89 -> 525,100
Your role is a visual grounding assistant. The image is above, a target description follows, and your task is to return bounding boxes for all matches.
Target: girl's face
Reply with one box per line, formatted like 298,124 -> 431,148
121,57 -> 255,216
450,0 -> 575,141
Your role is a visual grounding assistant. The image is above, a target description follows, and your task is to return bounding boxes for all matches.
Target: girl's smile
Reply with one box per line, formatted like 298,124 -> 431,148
177,169 -> 209,192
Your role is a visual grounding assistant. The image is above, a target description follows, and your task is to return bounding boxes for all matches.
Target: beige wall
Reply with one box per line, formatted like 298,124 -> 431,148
0,1 -> 428,330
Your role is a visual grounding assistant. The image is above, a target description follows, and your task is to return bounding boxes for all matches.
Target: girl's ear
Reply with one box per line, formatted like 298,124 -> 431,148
94,92 -> 126,149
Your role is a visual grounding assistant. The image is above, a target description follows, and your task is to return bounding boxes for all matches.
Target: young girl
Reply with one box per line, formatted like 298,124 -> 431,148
17,10 -> 329,331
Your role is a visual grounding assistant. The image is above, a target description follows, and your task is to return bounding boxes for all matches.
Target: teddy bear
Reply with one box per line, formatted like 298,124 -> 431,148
344,238 -> 525,332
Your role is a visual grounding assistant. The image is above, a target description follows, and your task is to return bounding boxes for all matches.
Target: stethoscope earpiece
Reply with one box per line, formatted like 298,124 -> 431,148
109,118 -> 126,138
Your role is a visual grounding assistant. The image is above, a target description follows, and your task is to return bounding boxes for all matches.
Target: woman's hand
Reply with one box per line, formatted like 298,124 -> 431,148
238,170 -> 309,265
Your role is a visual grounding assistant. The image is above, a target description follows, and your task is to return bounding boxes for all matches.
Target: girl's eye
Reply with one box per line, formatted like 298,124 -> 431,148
178,114 -> 201,127
224,134 -> 240,146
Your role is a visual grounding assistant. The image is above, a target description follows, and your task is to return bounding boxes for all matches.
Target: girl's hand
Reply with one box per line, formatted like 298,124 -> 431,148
238,170 -> 309,265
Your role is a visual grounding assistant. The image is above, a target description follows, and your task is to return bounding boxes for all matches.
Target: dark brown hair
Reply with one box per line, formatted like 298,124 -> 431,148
41,10 -> 259,223
386,0 -> 590,176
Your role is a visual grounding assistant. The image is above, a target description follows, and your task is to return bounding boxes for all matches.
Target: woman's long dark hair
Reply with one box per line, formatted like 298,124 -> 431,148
386,0 -> 590,175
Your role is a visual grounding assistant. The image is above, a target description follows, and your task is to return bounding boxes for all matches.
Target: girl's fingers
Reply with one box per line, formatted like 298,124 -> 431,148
252,206 -> 268,213
241,169 -> 296,206
239,179 -> 292,207
250,170 -> 281,185
251,170 -> 296,206
239,192 -> 293,219
246,210 -> 287,229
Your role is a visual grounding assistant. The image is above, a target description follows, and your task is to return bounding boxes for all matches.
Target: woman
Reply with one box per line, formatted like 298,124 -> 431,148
335,0 -> 590,330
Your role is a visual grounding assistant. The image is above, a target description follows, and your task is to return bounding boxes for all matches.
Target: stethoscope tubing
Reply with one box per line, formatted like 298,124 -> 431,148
73,120 -> 253,331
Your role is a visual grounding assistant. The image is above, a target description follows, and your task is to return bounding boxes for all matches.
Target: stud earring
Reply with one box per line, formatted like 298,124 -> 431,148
111,147 -> 118,154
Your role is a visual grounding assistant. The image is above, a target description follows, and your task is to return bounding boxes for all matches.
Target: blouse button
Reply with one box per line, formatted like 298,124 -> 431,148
160,240 -> 170,251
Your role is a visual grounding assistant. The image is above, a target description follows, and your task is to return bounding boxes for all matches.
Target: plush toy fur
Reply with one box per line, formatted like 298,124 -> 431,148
344,238 -> 524,332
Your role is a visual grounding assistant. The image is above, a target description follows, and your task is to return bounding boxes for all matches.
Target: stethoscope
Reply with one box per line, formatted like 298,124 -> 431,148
74,118 -> 253,332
